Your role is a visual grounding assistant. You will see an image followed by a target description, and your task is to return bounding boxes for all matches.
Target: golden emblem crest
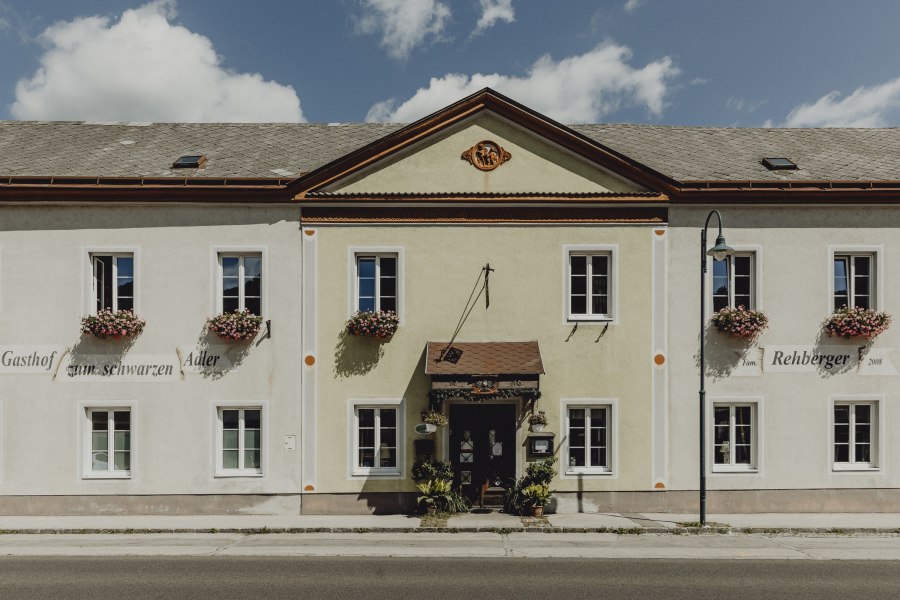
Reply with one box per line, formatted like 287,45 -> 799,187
461,140 -> 511,171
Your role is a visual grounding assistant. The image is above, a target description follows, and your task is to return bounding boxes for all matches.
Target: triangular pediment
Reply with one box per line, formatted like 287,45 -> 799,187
290,89 -> 676,198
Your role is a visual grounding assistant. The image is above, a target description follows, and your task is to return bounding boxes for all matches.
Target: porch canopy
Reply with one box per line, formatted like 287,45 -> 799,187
425,341 -> 544,401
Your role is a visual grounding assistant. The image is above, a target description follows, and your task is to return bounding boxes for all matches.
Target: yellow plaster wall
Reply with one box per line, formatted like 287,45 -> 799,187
326,113 -> 643,194
312,225 -> 655,494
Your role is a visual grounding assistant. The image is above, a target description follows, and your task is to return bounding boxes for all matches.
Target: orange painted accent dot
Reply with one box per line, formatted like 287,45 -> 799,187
304,229 -> 316,236
654,229 -> 666,236
304,355 -> 316,366
654,482 -> 666,489
304,485 -> 315,491
654,354 -> 665,365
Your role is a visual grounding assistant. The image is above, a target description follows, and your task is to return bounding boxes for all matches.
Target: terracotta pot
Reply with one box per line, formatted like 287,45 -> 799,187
530,505 -> 544,517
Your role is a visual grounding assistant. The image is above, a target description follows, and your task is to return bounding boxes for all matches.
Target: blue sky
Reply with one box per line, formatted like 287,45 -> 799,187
1,0 -> 900,126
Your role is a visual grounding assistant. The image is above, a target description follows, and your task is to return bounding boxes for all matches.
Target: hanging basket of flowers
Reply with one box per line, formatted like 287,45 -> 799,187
207,309 -> 263,341
81,309 -> 146,340
823,306 -> 892,340
346,310 -> 399,338
710,306 -> 769,340
422,410 -> 448,427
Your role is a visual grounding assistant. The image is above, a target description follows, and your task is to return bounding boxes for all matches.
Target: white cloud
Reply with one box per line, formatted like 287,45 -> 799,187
474,0 -> 514,35
783,78 -> 900,127
356,0 -> 451,61
366,42 -> 679,123
624,0 -> 644,12
11,0 -> 303,122
726,96 -> 767,113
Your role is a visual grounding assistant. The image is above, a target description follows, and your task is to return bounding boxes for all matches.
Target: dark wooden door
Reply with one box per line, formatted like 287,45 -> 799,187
449,403 -> 517,501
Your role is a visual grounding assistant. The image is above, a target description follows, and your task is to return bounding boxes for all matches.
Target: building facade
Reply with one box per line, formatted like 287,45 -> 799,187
1,90 -> 900,514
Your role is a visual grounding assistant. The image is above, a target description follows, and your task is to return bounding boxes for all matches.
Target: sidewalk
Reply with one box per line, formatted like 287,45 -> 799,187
0,512 -> 899,534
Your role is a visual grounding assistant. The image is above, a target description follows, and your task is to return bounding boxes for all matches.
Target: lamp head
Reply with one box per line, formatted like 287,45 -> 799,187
706,234 -> 734,261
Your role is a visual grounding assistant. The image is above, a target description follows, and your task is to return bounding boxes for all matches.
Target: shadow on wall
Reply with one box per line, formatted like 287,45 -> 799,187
813,329 -> 864,378
693,324 -> 759,381
334,329 -> 387,378
192,323 -> 254,380
356,346 -> 428,514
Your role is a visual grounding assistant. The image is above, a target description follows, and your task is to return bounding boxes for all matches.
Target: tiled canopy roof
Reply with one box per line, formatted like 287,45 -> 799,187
3,120 -> 900,182
425,341 -> 544,375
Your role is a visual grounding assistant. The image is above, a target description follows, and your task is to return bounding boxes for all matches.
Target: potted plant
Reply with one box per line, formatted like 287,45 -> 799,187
528,410 -> 548,432
824,306 -> 892,340
710,306 -> 768,340
421,410 -> 448,433
207,309 -> 263,341
520,483 -> 551,517
504,457 -> 557,516
81,308 -> 145,340
346,310 -> 399,338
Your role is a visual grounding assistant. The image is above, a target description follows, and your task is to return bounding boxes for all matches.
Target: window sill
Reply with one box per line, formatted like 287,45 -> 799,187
352,469 -> 402,478
832,465 -> 879,472
566,316 -> 613,324
712,466 -> 758,474
83,472 -> 131,480
565,468 -> 613,476
215,470 -> 264,478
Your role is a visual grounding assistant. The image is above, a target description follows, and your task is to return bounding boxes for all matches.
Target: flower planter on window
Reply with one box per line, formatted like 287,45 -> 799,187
346,310 -> 399,338
207,309 -> 263,342
823,306 -> 892,340
81,309 -> 145,340
710,306 -> 768,340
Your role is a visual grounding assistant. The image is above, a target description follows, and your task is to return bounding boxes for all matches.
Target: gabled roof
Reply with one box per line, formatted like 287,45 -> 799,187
289,88 -> 680,197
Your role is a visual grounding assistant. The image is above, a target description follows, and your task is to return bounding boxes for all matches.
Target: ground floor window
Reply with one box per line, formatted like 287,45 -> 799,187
217,407 -> 262,476
351,399 -> 403,476
713,403 -> 756,471
565,404 -> 612,474
834,401 -> 877,470
86,408 -> 131,478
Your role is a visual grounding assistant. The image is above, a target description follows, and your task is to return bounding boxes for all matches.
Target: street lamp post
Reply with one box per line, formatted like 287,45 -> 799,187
699,210 -> 734,527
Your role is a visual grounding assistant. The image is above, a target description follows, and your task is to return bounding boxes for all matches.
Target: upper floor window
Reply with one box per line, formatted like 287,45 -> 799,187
356,254 -> 397,313
567,251 -> 612,320
220,254 -> 262,315
92,254 -> 134,312
712,253 -> 754,311
834,253 -> 874,310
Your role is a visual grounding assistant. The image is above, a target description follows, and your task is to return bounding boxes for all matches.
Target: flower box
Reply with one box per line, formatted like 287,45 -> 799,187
207,309 -> 263,341
710,306 -> 768,340
81,309 -> 145,340
346,310 -> 399,338
824,306 -> 892,340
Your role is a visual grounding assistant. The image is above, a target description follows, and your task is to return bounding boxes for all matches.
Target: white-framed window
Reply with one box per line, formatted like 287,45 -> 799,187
349,398 -> 404,477
356,254 -> 397,313
833,400 -> 878,470
561,399 -> 616,476
712,403 -> 757,472
216,407 -> 263,476
564,245 -> 618,322
92,253 -> 134,312
712,252 -> 755,311
218,253 -> 263,315
84,407 -> 132,478
833,253 -> 875,310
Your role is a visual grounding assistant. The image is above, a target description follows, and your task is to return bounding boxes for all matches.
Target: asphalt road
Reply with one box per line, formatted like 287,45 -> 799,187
0,557 -> 898,600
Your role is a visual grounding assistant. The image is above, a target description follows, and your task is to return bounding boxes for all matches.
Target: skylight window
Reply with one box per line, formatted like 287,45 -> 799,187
172,155 -> 207,168
762,157 -> 797,170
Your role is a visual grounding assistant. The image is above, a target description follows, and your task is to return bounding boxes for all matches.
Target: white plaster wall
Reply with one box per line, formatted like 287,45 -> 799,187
667,206 -> 900,492
0,204 -> 303,497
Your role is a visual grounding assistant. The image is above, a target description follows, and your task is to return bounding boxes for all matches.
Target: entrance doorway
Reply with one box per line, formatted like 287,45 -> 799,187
449,403 -> 517,502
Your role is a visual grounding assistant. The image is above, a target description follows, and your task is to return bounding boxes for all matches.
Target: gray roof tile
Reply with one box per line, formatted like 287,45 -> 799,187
3,120 -> 900,182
